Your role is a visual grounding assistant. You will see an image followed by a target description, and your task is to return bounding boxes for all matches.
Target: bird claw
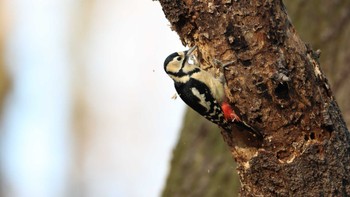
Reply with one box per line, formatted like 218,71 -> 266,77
229,112 -> 241,122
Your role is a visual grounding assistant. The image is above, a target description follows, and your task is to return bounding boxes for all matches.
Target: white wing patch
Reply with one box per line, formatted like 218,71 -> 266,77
191,87 -> 211,111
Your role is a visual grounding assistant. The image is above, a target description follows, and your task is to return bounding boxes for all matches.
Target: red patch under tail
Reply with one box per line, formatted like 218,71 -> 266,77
221,102 -> 241,122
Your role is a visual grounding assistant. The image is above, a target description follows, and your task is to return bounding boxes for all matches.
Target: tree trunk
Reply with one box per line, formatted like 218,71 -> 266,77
159,0 -> 350,196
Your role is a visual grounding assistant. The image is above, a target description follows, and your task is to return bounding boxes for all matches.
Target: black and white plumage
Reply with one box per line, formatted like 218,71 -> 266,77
163,46 -> 264,139
163,46 -> 232,131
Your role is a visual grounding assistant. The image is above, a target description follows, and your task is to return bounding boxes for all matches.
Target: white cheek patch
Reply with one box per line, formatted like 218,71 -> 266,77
182,64 -> 197,73
191,87 -> 211,112
166,62 -> 182,74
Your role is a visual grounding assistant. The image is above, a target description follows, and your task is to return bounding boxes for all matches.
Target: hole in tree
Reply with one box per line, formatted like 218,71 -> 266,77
316,148 -> 319,153
324,124 -> 334,133
256,83 -> 268,93
310,132 -> 315,140
176,15 -> 187,30
255,115 -> 262,123
274,82 -> 290,100
241,59 -> 251,67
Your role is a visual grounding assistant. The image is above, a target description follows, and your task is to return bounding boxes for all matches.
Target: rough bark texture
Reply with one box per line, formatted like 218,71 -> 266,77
285,0 -> 350,125
160,0 -> 350,196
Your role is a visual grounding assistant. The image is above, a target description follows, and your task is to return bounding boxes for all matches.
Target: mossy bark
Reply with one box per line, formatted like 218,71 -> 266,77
160,0 -> 350,196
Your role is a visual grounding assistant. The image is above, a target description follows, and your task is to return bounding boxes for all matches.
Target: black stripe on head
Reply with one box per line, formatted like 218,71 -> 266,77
167,67 -> 201,78
164,52 -> 180,71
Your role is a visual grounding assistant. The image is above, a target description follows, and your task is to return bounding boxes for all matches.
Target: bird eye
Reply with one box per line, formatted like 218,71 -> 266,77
177,57 -> 182,61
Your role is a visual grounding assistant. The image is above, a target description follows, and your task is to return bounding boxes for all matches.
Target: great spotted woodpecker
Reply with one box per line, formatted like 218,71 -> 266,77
164,46 -> 261,137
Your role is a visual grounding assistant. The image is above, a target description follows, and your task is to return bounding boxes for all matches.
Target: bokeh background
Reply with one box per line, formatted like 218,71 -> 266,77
0,0 -> 185,196
1,0 -> 350,197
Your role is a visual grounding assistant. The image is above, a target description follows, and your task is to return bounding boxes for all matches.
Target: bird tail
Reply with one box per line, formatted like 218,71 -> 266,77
235,121 -> 263,139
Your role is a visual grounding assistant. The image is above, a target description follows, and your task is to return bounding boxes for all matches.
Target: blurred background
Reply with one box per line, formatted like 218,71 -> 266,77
1,0 -> 350,197
0,0 -> 186,196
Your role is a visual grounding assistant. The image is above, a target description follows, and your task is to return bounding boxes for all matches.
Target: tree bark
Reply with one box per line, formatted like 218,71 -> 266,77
159,0 -> 350,196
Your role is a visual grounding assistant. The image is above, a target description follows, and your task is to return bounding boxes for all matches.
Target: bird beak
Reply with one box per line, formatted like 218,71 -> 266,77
186,45 -> 197,57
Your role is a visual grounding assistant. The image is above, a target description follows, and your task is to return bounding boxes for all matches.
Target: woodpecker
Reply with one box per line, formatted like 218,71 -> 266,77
164,46 -> 261,137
